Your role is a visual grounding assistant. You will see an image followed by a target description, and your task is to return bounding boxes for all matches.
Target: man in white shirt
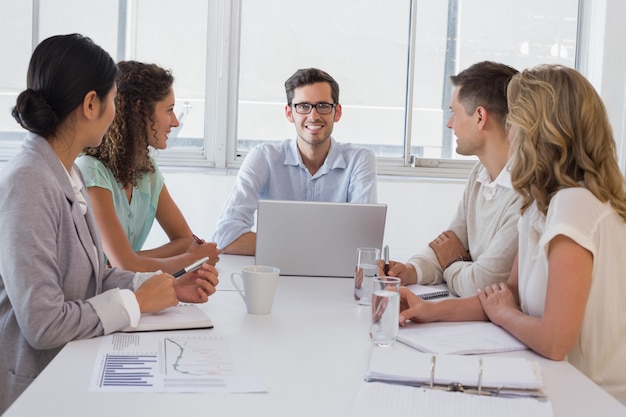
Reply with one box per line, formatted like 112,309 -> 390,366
387,61 -> 521,297
212,68 -> 377,255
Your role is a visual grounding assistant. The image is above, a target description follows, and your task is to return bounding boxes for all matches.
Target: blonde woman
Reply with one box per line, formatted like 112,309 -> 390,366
398,65 -> 626,404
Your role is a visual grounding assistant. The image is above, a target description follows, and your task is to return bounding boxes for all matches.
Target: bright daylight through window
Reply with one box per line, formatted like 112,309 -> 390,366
0,0 -> 579,176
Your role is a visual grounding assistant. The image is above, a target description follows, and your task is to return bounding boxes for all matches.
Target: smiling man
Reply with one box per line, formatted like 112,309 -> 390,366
213,68 -> 377,255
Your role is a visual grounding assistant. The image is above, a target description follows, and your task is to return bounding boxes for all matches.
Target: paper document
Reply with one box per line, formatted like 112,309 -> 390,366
397,321 -> 527,355
349,382 -> 554,417
90,332 -> 267,393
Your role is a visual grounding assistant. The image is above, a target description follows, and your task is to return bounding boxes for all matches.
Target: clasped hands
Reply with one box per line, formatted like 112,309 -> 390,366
134,262 -> 219,314
428,230 -> 470,270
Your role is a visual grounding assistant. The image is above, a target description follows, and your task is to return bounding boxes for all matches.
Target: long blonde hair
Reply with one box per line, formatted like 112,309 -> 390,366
507,65 -> 626,221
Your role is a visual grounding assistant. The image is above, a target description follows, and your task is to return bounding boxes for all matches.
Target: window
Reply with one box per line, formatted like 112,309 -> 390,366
0,1 -> 33,160
6,1 -> 625,178
0,0 -> 210,165
234,0 -> 579,175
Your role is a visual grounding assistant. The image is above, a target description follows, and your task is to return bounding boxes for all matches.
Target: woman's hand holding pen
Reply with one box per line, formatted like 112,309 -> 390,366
174,262 -> 219,303
187,235 -> 220,266
134,262 -> 219,313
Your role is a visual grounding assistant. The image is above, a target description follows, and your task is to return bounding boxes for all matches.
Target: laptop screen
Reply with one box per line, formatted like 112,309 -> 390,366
255,200 -> 387,277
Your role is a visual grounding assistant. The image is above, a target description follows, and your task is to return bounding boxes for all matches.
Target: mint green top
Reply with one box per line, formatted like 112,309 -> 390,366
75,155 -> 164,254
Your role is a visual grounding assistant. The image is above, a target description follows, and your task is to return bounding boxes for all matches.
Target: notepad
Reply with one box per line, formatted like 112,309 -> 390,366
406,283 -> 450,300
121,304 -> 213,332
397,321 -> 527,355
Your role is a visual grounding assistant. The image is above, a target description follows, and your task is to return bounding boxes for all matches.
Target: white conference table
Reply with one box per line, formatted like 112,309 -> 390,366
4,255 -> 625,417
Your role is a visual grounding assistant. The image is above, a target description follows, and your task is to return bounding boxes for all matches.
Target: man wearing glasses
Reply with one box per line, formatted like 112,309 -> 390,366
213,68 -> 377,255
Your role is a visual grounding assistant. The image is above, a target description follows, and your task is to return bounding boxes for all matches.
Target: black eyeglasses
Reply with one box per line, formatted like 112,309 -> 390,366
291,102 -> 336,115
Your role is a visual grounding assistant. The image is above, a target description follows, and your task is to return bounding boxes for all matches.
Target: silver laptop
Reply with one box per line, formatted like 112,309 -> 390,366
255,200 -> 387,277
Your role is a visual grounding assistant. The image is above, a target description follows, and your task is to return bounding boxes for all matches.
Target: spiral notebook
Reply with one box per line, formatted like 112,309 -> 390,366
407,284 -> 450,300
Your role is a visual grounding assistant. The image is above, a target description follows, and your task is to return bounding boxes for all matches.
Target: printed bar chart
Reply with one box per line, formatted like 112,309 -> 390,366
100,354 -> 157,387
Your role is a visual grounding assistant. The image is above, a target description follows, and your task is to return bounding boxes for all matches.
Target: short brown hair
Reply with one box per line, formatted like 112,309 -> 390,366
285,68 -> 339,105
450,61 -> 519,127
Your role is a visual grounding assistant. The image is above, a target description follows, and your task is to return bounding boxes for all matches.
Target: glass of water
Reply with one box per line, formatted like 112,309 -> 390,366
353,247 -> 380,306
370,276 -> 401,347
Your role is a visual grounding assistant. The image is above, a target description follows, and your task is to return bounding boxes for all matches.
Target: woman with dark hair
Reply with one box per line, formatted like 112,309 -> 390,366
77,61 -> 218,274
0,35 -> 218,413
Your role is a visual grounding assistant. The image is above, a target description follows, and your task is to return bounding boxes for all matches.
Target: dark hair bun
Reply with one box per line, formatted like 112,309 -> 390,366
12,88 -> 59,136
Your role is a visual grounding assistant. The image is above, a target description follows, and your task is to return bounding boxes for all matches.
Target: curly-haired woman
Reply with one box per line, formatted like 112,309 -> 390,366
77,61 -> 218,274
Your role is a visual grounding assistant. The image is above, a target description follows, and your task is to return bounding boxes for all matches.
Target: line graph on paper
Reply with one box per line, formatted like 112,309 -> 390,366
162,335 -> 231,388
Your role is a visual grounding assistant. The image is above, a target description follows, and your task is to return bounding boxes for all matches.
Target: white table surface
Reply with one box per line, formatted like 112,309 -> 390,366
4,255 -> 625,417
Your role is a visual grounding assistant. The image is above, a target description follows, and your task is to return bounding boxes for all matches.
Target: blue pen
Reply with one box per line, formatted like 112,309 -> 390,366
172,256 -> 210,278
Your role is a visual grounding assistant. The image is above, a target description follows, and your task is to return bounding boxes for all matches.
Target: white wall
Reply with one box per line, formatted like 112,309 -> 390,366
144,170 -> 467,262
578,0 -> 626,172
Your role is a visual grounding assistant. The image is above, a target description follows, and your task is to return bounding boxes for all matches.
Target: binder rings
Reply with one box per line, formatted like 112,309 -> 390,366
365,344 -> 544,397
349,383 -> 554,417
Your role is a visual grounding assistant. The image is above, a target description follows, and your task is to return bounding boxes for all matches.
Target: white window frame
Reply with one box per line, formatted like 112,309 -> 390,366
198,0 -> 626,179
2,0 -> 625,179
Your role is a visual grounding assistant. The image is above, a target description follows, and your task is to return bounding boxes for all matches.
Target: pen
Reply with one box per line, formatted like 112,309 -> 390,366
192,234 -> 204,244
383,245 -> 390,275
172,256 -> 210,278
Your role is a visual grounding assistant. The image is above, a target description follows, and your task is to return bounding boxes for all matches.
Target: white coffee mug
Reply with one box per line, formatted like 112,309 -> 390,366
230,266 -> 280,314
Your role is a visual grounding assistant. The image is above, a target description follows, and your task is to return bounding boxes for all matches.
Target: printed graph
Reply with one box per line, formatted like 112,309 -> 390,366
91,333 -> 266,393
163,336 -> 230,388
99,354 -> 157,387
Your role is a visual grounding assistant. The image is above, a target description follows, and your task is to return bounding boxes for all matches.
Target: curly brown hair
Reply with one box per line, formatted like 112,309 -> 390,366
508,65 -> 626,221
82,61 -> 174,187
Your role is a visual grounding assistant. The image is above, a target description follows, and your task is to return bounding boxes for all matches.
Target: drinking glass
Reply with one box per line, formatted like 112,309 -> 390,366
369,276 -> 401,347
353,247 -> 380,306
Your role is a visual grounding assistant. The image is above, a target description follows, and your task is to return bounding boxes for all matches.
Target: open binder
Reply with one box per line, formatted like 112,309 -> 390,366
365,344 -> 545,398
349,382 -> 554,417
